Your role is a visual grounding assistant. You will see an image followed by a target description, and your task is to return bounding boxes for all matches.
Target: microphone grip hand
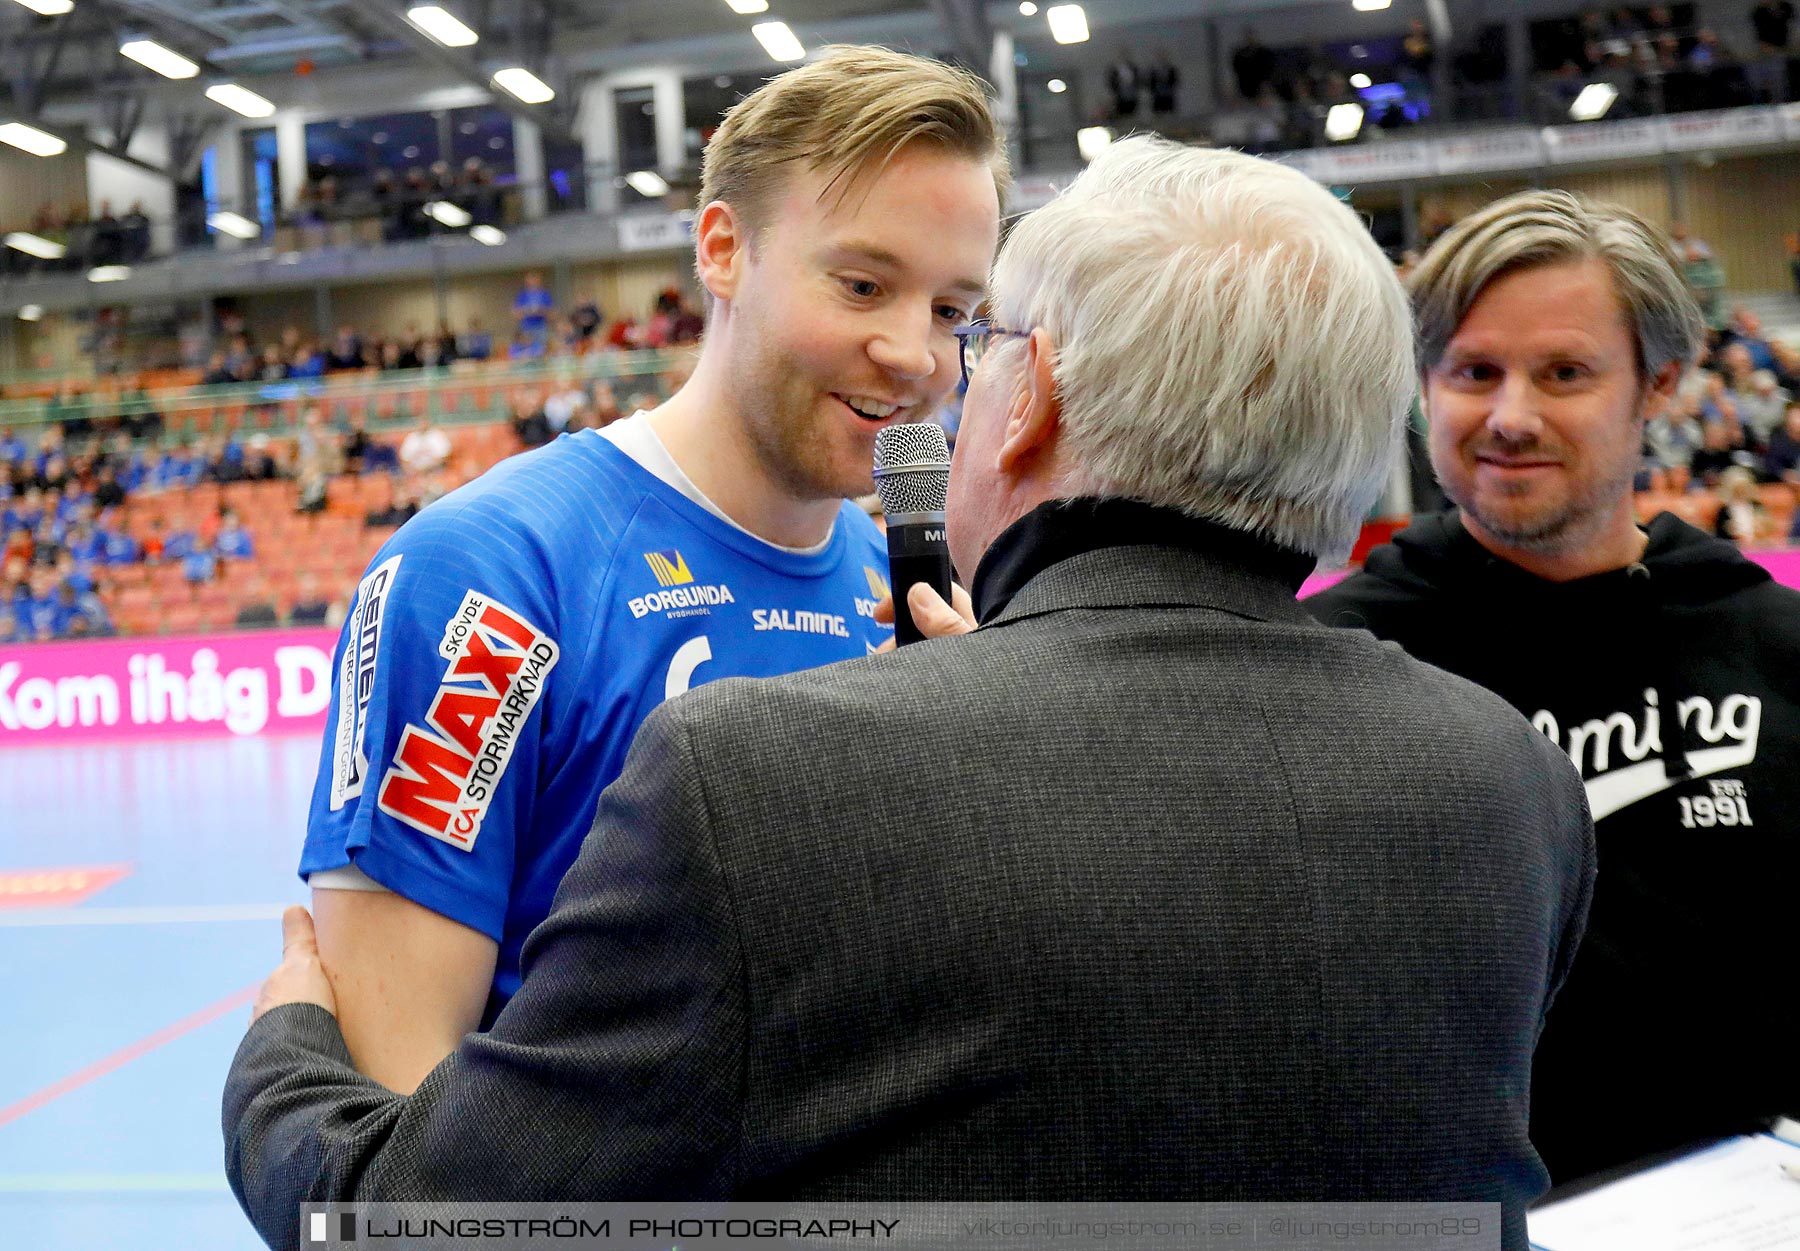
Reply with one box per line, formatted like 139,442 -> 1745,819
872,582 -> 975,653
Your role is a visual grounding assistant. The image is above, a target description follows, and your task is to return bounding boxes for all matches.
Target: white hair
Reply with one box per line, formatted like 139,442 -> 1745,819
989,136 -> 1414,561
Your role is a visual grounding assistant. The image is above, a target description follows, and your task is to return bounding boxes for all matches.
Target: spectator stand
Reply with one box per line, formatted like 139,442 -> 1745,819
1,347 -> 692,641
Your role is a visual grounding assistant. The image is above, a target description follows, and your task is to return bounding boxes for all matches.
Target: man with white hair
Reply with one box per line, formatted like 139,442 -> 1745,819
228,137 -> 1590,1249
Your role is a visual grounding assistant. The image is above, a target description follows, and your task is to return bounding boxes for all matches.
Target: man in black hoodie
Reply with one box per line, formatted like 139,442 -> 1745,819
1309,190 -> 1800,1185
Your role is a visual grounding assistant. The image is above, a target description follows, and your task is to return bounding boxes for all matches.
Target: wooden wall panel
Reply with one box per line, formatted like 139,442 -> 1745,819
0,151 -> 88,228
1681,155 -> 1800,293
1420,179 -> 1533,227
1546,166 -> 1672,226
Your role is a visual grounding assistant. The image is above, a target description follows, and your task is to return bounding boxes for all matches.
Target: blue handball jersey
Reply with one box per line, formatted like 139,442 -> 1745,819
300,428 -> 894,1008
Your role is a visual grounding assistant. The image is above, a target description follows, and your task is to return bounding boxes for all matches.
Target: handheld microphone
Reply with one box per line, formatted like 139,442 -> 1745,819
872,422 -> 954,647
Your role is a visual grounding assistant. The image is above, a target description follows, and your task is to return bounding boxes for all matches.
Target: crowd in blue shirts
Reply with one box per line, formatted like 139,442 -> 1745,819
1,420 -> 275,644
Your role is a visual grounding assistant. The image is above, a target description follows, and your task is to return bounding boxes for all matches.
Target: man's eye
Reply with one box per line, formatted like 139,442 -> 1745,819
843,279 -> 880,299
1549,363 -> 1589,384
935,305 -> 970,325
1455,363 -> 1498,383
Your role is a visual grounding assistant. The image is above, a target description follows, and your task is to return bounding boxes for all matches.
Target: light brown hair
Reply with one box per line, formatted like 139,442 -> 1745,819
1410,189 -> 1702,381
699,45 -> 1010,234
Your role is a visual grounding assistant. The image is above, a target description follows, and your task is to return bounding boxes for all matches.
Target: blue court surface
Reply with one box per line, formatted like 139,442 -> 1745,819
2,732 -> 317,1250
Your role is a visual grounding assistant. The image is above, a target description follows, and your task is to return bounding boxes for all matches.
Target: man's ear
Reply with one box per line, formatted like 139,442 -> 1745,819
1641,359 -> 1684,422
996,327 -> 1062,474
695,200 -> 746,303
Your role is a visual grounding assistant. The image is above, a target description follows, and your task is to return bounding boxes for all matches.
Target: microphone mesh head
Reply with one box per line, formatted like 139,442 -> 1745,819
872,422 -> 950,516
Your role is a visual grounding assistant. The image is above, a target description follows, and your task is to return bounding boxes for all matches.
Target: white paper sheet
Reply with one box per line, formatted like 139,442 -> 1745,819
1528,1134 -> 1800,1251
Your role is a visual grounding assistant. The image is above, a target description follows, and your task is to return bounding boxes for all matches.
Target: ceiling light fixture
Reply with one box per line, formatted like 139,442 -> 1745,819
1325,102 -> 1364,141
1350,72 -> 1372,89
1019,1 -> 1038,13
0,122 -> 67,157
1047,78 -> 1067,93
1353,0 -> 1392,10
1570,81 -> 1619,121
724,0 -> 768,12
207,211 -> 261,239
18,305 -> 43,322
1046,4 -> 1088,43
13,0 -> 73,15
624,170 -> 670,197
4,232 -> 65,259
206,83 -> 276,117
120,39 -> 199,79
424,200 -> 472,227
752,20 -> 805,61
470,224 -> 506,245
1076,125 -> 1112,161
87,265 -> 132,283
406,5 -> 479,47
491,66 -> 554,103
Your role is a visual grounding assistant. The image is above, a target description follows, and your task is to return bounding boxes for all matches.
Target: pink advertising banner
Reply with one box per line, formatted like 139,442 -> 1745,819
0,628 -> 337,745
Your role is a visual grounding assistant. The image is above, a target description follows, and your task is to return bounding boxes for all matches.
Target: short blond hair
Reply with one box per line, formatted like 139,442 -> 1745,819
699,45 -> 1010,233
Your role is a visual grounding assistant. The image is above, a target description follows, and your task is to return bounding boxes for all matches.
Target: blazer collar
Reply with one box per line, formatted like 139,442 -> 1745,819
971,497 -> 1318,629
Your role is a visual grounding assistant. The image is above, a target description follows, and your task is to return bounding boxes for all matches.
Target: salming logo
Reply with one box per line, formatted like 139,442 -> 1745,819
1531,688 -> 1761,821
864,566 -> 891,600
644,550 -> 693,587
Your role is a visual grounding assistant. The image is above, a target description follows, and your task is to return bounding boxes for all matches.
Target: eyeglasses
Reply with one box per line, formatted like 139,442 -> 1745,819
952,320 -> 1032,387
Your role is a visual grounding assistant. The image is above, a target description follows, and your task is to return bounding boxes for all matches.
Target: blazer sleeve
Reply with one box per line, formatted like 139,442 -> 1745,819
223,699 -> 747,1251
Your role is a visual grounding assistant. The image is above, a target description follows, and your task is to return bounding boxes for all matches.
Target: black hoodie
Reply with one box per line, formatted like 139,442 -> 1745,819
1307,509 -> 1800,1184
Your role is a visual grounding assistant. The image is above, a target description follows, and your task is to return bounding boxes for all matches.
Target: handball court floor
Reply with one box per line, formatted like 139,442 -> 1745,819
2,732 -> 316,1250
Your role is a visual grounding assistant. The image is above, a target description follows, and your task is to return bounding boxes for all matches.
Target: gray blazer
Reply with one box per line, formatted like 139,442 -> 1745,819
225,539 -> 1594,1251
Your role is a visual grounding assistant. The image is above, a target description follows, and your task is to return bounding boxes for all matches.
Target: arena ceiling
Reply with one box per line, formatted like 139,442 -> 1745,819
0,0 -> 1306,179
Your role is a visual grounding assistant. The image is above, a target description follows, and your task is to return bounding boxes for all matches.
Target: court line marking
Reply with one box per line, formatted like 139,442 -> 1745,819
0,981 -> 260,1131
0,1173 -> 228,1193
0,903 -> 293,928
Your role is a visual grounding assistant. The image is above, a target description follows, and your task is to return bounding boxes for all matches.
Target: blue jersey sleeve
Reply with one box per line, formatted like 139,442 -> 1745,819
300,495 -> 567,942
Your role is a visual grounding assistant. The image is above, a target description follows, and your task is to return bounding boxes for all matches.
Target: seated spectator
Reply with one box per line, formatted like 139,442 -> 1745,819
1738,370 -> 1791,445
241,434 -> 281,481
290,344 -> 327,379
456,319 -> 493,362
1679,241 -> 1726,331
509,393 -> 551,449
296,463 -> 329,516
398,415 -> 451,477
569,295 -> 602,341
1689,413 -> 1757,487
1766,399 -> 1800,484
1722,307 -> 1779,372
1714,466 -> 1772,544
8,572 -> 35,638
514,270 -> 554,347
341,414 -> 375,473
325,326 -> 366,373
235,584 -> 281,629
505,330 -> 545,361
182,543 -> 218,586
65,521 -> 107,565
214,510 -> 255,560
140,517 -> 167,564
92,463 -> 126,509
1773,340 -> 1800,394
417,337 -> 451,371
201,351 -> 238,387
296,407 -> 343,476
542,383 -> 585,435
288,573 -> 337,627
363,477 -> 419,529
49,578 -> 110,639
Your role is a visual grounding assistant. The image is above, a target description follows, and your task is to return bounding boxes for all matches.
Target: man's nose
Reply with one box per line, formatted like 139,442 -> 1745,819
867,311 -> 939,382
1486,375 -> 1544,443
